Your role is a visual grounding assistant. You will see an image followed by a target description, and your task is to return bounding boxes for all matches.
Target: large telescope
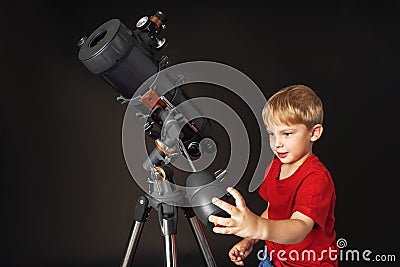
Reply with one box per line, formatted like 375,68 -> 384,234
77,10 -> 231,226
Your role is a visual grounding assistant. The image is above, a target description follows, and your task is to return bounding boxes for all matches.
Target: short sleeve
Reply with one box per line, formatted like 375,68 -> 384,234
293,172 -> 334,230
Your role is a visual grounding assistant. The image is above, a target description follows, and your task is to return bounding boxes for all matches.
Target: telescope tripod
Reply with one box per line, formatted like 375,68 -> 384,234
121,192 -> 217,267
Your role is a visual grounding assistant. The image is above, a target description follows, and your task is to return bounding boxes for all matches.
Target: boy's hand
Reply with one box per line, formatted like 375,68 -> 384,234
228,238 -> 255,266
208,187 -> 261,239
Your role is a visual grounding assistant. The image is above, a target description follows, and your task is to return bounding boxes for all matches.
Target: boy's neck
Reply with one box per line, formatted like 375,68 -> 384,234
279,152 -> 313,180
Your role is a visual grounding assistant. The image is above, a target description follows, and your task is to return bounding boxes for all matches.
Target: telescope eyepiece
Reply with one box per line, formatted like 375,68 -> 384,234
136,16 -> 150,30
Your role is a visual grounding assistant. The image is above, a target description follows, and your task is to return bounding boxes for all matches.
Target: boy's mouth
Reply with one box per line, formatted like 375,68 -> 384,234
277,152 -> 288,158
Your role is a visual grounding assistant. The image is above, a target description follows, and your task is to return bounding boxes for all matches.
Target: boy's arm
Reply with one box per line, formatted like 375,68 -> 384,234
209,188 -> 314,245
241,203 -> 269,246
258,211 -> 314,244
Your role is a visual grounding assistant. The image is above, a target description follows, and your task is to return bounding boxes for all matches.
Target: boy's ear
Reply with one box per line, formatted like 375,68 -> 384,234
310,124 -> 323,142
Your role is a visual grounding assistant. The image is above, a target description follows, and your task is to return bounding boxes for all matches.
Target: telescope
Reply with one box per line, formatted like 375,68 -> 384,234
78,11 -> 209,157
77,10 -> 233,267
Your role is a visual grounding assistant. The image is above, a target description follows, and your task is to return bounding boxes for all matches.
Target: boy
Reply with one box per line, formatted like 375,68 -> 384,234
208,85 -> 338,266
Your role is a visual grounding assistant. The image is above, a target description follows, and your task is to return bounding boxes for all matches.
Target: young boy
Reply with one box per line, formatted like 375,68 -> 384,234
208,85 -> 338,266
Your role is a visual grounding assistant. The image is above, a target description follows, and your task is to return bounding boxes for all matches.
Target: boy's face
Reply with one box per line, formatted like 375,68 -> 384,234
266,123 -> 318,166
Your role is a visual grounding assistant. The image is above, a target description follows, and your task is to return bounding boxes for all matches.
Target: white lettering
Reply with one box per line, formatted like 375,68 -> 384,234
362,250 -> 372,261
257,248 -> 267,261
277,250 -> 287,261
345,250 -> 360,261
288,250 -> 299,261
318,249 -> 327,261
301,250 -> 316,261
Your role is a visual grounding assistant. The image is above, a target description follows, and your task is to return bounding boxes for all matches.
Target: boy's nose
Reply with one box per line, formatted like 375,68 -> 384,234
274,137 -> 283,148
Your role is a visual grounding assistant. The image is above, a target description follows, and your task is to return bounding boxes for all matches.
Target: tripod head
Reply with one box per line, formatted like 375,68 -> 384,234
77,10 -> 231,227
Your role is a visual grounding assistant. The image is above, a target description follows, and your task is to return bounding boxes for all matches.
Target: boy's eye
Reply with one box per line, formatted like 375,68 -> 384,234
283,132 -> 292,136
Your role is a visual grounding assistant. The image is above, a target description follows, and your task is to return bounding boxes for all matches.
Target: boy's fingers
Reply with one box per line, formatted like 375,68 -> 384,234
229,249 -> 238,257
212,224 -> 235,234
227,187 -> 246,209
208,215 -> 232,227
234,258 -> 243,264
237,247 -> 245,255
211,197 -> 236,215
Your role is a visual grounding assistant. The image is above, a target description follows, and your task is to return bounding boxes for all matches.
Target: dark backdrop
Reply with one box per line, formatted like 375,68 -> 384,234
1,1 -> 399,266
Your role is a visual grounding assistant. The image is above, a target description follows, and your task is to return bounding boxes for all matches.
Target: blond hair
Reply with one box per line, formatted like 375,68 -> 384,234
262,85 -> 323,130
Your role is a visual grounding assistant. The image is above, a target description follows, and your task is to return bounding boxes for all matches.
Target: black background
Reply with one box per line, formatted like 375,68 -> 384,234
1,1 -> 399,266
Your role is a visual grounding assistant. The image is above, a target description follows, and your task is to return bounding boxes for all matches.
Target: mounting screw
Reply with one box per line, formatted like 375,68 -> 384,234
77,36 -> 87,47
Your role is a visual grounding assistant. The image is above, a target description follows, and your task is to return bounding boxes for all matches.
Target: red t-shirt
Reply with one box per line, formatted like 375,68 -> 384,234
258,154 -> 338,266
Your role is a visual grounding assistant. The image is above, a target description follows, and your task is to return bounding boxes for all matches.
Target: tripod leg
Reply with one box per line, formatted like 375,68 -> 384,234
121,196 -> 151,267
164,234 -> 177,267
182,208 -> 217,267
158,203 -> 178,267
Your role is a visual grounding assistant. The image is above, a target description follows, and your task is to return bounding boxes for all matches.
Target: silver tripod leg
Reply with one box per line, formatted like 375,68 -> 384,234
121,196 -> 217,267
159,203 -> 179,267
121,221 -> 145,267
164,234 -> 178,267
121,196 -> 150,267
184,209 -> 217,267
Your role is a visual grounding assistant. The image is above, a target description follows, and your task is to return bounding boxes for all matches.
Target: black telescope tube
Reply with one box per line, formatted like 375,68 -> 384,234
78,19 -> 158,99
78,17 -> 211,156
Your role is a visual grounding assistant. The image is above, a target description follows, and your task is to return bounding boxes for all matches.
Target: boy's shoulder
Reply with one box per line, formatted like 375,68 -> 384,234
306,154 -> 330,173
301,154 -> 333,184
